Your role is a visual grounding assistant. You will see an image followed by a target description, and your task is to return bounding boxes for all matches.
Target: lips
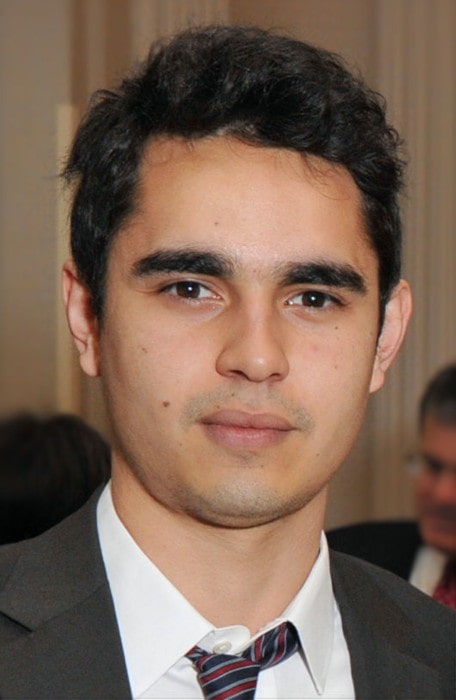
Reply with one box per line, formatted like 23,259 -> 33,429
202,410 -> 294,430
200,410 -> 294,449
424,506 -> 456,526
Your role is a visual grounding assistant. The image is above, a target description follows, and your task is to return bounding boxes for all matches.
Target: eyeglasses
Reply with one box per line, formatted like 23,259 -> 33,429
407,453 -> 456,481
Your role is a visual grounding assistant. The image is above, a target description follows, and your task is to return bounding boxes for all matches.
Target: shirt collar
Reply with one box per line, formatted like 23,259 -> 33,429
409,544 -> 449,595
283,532 -> 334,693
97,483 -> 335,697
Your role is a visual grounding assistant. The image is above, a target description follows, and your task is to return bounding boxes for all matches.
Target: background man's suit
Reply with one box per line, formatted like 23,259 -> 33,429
327,520 -> 422,580
0,494 -> 454,700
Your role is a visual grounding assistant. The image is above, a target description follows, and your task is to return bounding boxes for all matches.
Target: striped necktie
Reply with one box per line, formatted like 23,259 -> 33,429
186,620 -> 300,700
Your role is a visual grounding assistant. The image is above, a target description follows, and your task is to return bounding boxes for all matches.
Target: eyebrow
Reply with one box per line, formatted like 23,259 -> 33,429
279,262 -> 367,294
132,248 -> 367,294
132,249 -> 234,278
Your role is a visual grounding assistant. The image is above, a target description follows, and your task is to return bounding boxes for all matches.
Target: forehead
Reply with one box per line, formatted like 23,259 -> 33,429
115,136 -> 376,278
422,416 -> 456,454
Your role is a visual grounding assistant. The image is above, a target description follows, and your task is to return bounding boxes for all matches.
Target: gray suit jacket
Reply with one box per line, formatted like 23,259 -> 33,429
0,492 -> 454,699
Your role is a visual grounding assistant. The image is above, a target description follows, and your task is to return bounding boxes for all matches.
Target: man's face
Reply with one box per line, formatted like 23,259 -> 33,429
415,416 -> 456,555
67,136 -> 409,529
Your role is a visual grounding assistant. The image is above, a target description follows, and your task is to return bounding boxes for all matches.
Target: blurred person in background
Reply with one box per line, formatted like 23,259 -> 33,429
328,363 -> 456,609
0,412 -> 111,543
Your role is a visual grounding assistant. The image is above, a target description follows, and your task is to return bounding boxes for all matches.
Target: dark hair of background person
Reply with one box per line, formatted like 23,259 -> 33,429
64,24 -> 404,324
0,413 -> 111,544
419,363 -> 456,430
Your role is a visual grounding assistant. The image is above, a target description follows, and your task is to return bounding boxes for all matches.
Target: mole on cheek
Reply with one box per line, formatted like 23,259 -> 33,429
162,401 -> 170,408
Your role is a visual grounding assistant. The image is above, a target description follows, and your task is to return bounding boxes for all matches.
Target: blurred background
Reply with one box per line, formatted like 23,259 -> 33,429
0,0 -> 454,528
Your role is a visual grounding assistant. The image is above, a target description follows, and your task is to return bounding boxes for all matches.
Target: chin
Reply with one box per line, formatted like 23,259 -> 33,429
423,528 -> 456,556
186,483 -> 314,530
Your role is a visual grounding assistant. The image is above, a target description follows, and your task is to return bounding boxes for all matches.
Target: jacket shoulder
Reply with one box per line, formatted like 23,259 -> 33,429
0,488 -> 105,629
0,488 -> 131,699
330,550 -> 456,698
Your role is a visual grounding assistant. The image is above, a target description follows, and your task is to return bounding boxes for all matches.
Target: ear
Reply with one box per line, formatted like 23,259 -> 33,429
62,259 -> 101,377
369,279 -> 412,394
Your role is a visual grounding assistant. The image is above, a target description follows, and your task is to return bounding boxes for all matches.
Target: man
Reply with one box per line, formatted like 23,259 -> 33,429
328,364 -> 456,607
0,25 -> 453,700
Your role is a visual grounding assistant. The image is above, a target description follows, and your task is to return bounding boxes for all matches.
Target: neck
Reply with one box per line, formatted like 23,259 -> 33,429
111,469 -> 326,633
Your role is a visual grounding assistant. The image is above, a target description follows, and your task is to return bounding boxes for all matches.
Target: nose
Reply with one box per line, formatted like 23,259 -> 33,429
215,305 -> 289,383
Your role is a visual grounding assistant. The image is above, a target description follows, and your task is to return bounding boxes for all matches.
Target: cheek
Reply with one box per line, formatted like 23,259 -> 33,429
415,479 -> 433,509
287,339 -> 374,455
297,329 -> 377,398
103,319 -> 214,406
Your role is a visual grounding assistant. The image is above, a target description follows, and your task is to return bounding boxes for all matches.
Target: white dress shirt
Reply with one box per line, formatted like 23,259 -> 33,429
97,483 -> 355,699
409,545 -> 449,595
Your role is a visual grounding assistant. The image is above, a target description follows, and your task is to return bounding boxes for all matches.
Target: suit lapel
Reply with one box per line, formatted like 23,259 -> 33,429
0,585 -> 131,699
0,490 -> 131,699
330,551 -> 443,699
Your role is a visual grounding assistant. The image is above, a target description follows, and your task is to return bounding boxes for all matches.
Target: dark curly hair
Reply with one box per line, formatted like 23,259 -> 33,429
0,413 -> 110,543
64,24 -> 404,320
419,364 -> 456,429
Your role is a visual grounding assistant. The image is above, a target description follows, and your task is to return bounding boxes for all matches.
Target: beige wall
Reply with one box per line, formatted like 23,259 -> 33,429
232,0 -> 376,75
0,0 -> 72,414
1,0 -> 454,527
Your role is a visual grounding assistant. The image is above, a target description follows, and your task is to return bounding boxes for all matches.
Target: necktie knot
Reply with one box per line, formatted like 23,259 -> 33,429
186,621 -> 299,700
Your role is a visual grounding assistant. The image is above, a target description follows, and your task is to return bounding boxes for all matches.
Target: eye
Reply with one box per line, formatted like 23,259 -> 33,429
162,281 -> 215,300
422,455 -> 445,477
285,290 -> 340,308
